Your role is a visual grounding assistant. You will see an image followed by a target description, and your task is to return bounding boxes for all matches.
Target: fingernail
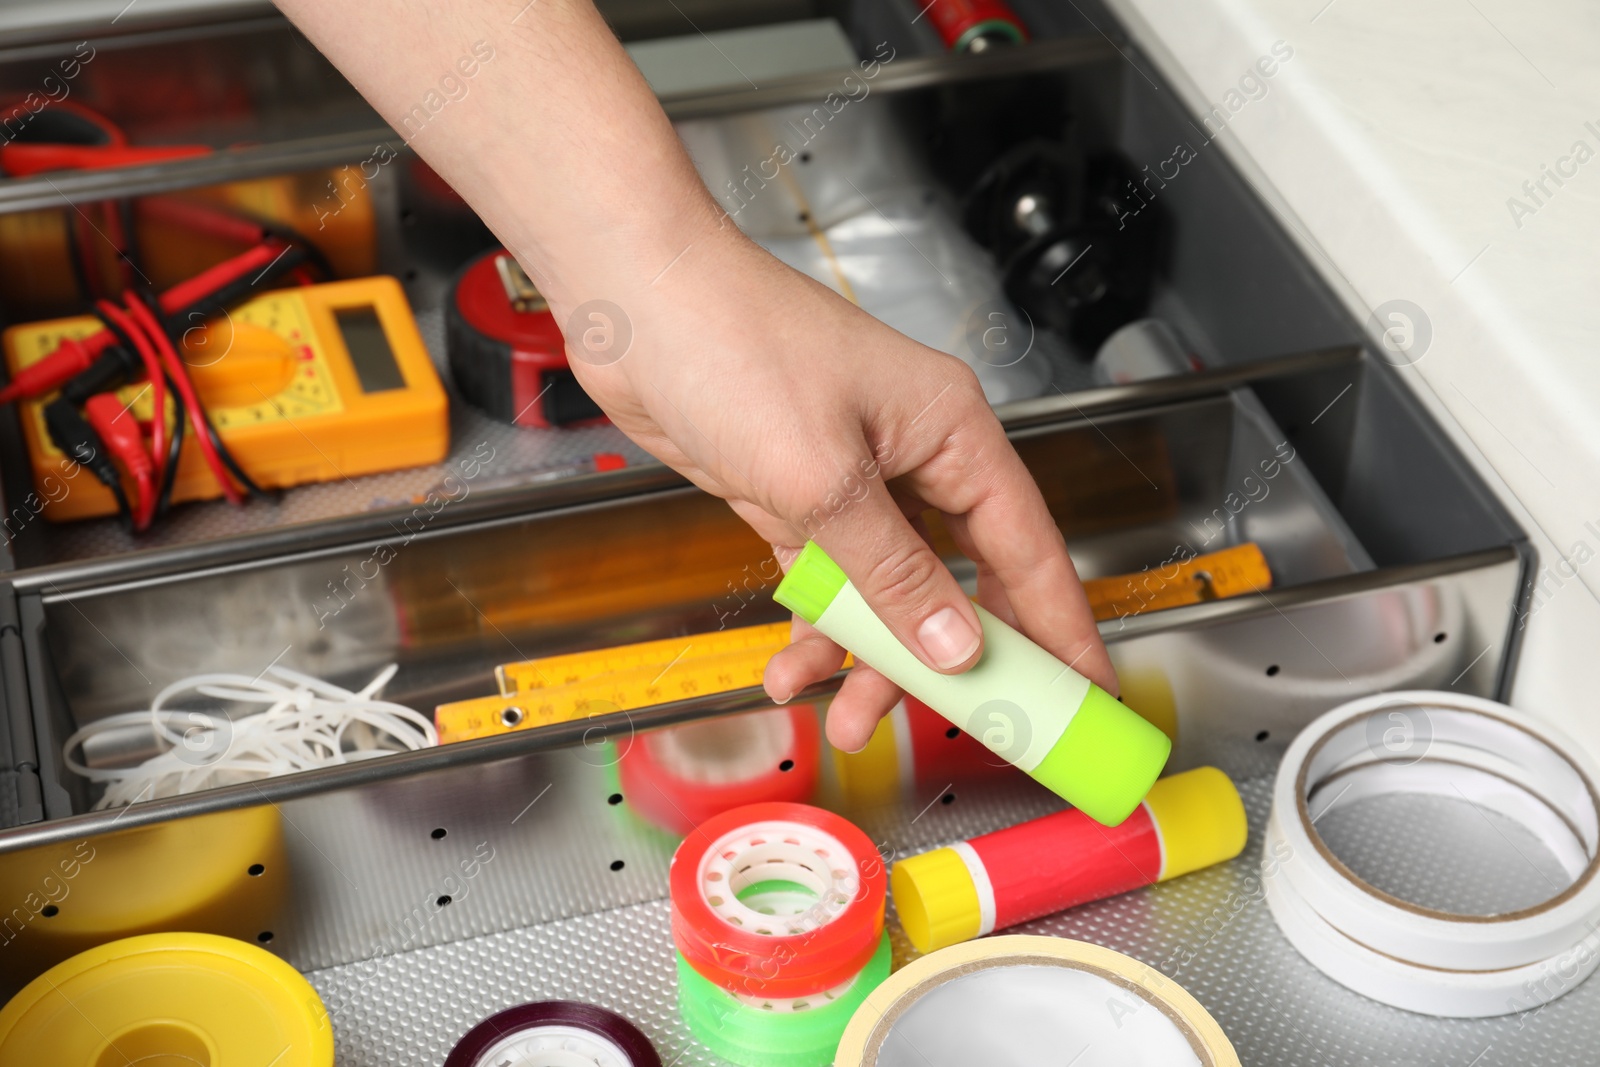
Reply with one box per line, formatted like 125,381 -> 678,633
918,607 -> 980,670
773,689 -> 793,706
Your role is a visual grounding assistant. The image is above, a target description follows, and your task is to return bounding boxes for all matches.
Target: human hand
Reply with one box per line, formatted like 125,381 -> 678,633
557,222 -> 1117,753
268,0 -> 1114,752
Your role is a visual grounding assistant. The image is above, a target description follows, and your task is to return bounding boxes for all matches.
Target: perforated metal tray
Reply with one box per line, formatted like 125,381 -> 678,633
306,776 -> 1600,1067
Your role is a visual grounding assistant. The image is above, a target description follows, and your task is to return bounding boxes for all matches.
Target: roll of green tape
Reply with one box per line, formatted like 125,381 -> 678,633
774,542 -> 1170,825
677,932 -> 891,1067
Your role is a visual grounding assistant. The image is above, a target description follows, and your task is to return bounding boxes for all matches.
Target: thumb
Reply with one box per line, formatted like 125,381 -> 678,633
814,488 -> 983,674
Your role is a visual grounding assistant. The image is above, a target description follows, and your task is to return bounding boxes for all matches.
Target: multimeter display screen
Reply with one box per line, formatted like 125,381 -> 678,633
336,306 -> 406,393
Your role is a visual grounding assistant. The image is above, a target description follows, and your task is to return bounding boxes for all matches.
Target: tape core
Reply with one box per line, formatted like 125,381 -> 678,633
699,819 -> 858,937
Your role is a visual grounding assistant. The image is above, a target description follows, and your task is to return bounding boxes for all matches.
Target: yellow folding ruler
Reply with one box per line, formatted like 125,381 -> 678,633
434,543 -> 1271,744
1082,542 -> 1271,621
435,621 -> 795,744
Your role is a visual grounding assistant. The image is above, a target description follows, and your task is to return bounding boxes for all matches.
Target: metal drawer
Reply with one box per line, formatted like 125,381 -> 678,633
0,3 -> 1549,1063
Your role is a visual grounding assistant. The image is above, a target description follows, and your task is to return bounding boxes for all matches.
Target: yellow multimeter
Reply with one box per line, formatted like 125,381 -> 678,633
3,276 -> 449,522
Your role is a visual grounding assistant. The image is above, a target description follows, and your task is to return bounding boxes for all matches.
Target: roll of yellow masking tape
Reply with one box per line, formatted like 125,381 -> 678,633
835,935 -> 1238,1067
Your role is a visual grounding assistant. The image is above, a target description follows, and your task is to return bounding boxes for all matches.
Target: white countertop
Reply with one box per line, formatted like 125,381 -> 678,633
1109,0 -> 1600,751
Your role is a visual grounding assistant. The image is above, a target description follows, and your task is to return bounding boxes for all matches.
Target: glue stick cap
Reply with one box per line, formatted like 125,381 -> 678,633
1145,765 -> 1248,880
892,847 -> 984,953
775,542 -> 847,626
1032,685 -> 1169,826
774,540 -> 1171,827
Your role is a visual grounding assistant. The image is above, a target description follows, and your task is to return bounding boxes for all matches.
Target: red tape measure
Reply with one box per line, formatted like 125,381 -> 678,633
446,249 -> 604,429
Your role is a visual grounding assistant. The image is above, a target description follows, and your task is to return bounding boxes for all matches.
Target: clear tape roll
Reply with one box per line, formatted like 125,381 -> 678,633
834,935 -> 1239,1067
443,1001 -> 661,1067
1267,691 -> 1600,1015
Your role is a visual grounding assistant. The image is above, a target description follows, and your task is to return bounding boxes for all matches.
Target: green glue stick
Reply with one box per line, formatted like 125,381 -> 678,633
774,541 -> 1171,826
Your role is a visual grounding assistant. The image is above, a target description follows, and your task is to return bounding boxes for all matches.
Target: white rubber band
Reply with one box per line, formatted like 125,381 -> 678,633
62,665 -> 436,809
1266,690 -> 1600,1016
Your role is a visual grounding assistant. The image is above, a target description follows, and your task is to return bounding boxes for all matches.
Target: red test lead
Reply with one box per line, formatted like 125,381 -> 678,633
82,392 -> 156,530
0,241 -> 293,406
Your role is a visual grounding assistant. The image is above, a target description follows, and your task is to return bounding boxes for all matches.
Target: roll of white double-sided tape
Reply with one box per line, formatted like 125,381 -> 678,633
1300,759 -> 1590,878
835,935 -> 1240,1066
1267,691 -> 1600,1016
1264,850 -> 1600,1017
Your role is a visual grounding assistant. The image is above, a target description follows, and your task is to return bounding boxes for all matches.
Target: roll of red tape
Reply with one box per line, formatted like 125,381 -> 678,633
619,706 -> 820,835
671,802 -> 886,999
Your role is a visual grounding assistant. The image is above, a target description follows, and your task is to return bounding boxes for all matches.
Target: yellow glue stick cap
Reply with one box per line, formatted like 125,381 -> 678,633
0,932 -> 333,1067
1144,765 -> 1248,881
892,846 -> 983,954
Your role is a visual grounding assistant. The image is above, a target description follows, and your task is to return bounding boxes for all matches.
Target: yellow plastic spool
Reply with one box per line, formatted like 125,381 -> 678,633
0,805 -> 286,991
0,932 -> 333,1067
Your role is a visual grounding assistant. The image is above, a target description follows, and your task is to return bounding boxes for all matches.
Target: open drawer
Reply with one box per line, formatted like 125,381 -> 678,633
0,340 -> 1529,952
0,0 -> 1543,1062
